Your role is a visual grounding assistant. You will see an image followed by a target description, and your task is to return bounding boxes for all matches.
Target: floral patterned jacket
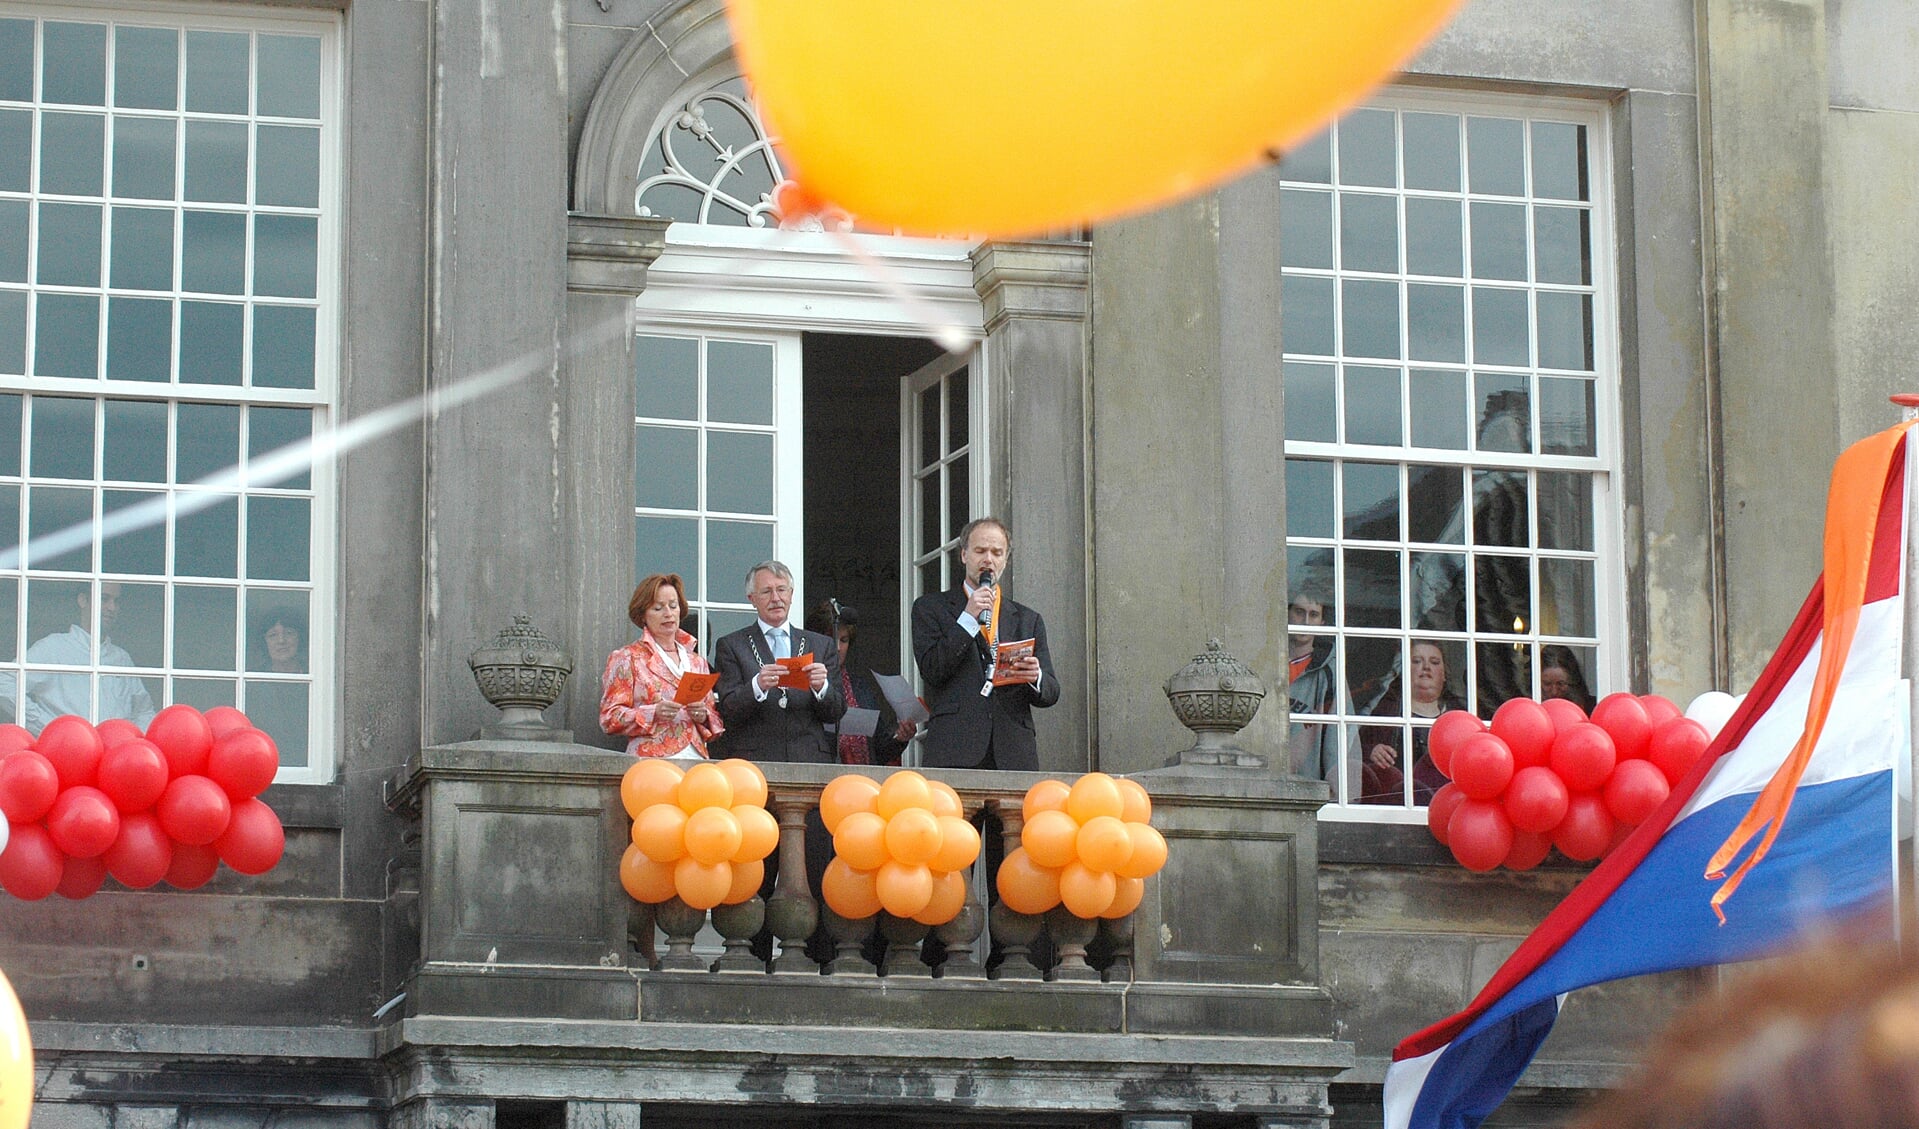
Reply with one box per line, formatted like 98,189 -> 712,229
599,631 -> 723,758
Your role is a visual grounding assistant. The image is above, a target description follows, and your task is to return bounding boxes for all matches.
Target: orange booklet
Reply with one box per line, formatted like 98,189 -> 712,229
672,671 -> 718,705
992,638 -> 1036,686
775,653 -> 815,690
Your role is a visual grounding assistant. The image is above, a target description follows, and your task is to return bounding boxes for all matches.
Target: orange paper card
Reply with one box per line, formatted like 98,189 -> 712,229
776,653 -> 815,690
672,671 -> 718,705
992,638 -> 1036,686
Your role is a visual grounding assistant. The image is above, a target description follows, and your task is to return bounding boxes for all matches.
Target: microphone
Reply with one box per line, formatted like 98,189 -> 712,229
976,568 -> 994,630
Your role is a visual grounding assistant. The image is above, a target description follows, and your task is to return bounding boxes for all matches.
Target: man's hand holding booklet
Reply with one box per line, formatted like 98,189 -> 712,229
991,638 -> 1039,686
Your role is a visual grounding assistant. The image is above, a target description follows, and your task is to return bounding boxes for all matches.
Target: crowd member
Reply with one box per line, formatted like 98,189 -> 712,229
803,599 -> 915,766
1358,640 -> 1466,804
12,582 -> 157,732
1540,644 -> 1597,712
1286,579 -> 1357,793
712,561 -> 843,762
253,608 -> 308,673
599,573 -> 722,759
910,517 -> 1057,771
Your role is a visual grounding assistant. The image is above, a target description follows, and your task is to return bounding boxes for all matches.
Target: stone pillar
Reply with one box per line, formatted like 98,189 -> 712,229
390,1099 -> 494,1129
971,241 -> 1092,774
565,1103 -> 643,1129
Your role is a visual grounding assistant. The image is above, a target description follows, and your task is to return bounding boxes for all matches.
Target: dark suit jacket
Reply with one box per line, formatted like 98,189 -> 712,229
711,623 -> 846,763
911,586 -> 1059,771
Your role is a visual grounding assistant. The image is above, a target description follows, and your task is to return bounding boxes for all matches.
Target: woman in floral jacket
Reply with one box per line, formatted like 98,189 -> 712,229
600,573 -> 723,758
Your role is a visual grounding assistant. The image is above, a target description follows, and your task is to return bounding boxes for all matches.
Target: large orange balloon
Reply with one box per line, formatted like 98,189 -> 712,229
930,815 -> 981,873
722,858 -> 765,905
0,968 -> 26,1129
995,846 -> 1061,915
819,774 -> 881,833
620,844 -> 678,904
674,856 -> 734,910
1102,875 -> 1146,919
1022,779 -> 1071,822
731,804 -> 780,863
1066,773 -> 1125,823
717,758 -> 769,809
821,856 -> 883,918
632,803 -> 691,862
884,807 -> 942,867
833,810 -> 890,871
876,860 -> 934,918
677,762 -> 734,813
1116,823 -> 1169,879
1022,809 -> 1080,869
684,806 -> 744,865
1116,778 -> 1152,824
1075,815 -> 1134,874
1058,860 -> 1118,918
726,0 -> 1466,238
876,770 -> 933,820
621,758 -> 683,818
928,780 -> 964,819
911,869 -> 968,926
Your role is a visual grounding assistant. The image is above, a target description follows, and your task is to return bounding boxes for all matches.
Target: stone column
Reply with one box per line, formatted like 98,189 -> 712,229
390,1099 -> 494,1129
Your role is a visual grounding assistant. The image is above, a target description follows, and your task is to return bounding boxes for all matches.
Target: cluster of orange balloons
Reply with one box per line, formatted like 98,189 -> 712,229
618,758 -> 781,911
997,774 -> 1167,919
818,770 -> 981,925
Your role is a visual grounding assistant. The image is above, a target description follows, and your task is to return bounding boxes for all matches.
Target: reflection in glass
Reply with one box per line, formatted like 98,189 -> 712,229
1472,470 -> 1530,548
39,111 -> 104,195
182,210 -> 246,294
1531,122 -> 1588,201
1539,376 -> 1595,456
1540,557 -> 1595,637
1339,193 -> 1398,273
252,305 -> 315,389
1475,555 -> 1532,648
633,425 -> 696,510
34,293 -> 100,379
1285,457 -> 1334,539
705,340 -> 773,426
1343,366 -> 1401,446
1405,198 -> 1463,278
1406,464 -> 1465,543
177,402 -> 239,482
1534,207 -> 1591,285
1345,634 -> 1401,714
706,520 -> 773,603
102,490 -> 164,574
1279,128 -> 1331,183
108,581 -> 163,667
634,514 -> 697,596
1282,275 -> 1335,357
1342,461 -> 1400,540
245,495 -> 309,581
248,406 -> 312,488
1406,284 -> 1465,363
0,576 -> 14,662
1402,112 -> 1461,192
184,31 -> 249,115
1342,278 -> 1402,359
245,681 -> 307,767
1281,189 -> 1333,270
256,126 -> 320,208
0,485 -> 15,557
173,492 -> 238,577
1469,202 -> 1528,281
1284,361 -> 1335,442
25,579 -> 90,658
36,202 -> 102,287
254,215 -> 318,298
1343,547 -> 1402,629
181,301 -> 243,385
31,396 -> 95,480
43,22 -> 106,105
246,591 -> 308,672
704,430 -> 773,514
1537,471 -> 1594,551
1537,292 -> 1593,372
111,117 -> 177,200
635,336 -> 698,420
104,399 -> 167,482
1540,644 -> 1598,710
1476,641 -> 1531,718
115,27 -> 178,111
1471,287 -> 1529,367
28,485 -> 93,571
1466,117 -> 1525,196
184,119 -> 247,203
1337,109 -> 1396,188
110,206 -> 175,290
1411,551 -> 1467,631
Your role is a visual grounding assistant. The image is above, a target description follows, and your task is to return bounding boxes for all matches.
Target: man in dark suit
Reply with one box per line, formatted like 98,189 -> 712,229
713,561 -> 845,763
911,517 -> 1059,771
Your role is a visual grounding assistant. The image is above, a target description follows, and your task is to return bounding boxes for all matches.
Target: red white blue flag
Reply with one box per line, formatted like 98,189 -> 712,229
1383,422 -> 1915,1129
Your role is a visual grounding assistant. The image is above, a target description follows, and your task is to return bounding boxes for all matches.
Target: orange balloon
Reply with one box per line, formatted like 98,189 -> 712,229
884,807 -> 942,867
821,856 -> 883,918
930,815 -> 981,873
1066,773 -> 1124,823
722,858 -> 765,905
620,843 -> 678,904
927,780 -> 964,818
1022,779 -> 1071,822
632,802 -> 690,863
833,810 -> 890,871
1058,860 -> 1118,918
731,804 -> 780,863
0,968 -> 26,1129
819,773 -> 881,833
995,846 -> 1061,915
1116,778 -> 1152,824
1117,823 -> 1169,879
673,856 -> 733,910
677,761 -> 734,813
684,806 -> 744,865
1075,815 -> 1134,873
911,869 -> 968,926
717,758 -> 769,809
620,757 -> 683,818
876,859 -> 934,918
1022,808 -> 1080,869
876,770 -> 934,819
1101,875 -> 1146,919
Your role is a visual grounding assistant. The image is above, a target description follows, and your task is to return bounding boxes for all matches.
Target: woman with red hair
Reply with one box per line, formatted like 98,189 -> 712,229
599,573 -> 723,758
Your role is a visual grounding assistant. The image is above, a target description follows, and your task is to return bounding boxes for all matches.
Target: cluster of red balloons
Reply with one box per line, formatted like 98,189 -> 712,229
620,758 -> 780,911
0,705 -> 285,900
819,770 -> 981,925
1429,693 -> 1714,872
997,774 -> 1167,919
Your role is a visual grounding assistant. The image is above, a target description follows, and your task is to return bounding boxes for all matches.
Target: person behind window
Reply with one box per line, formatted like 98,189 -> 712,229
11,582 -> 157,733
804,599 -> 915,767
599,573 -> 722,759
1286,579 -> 1358,793
251,609 -> 308,674
1540,644 -> 1597,712
1358,640 -> 1466,805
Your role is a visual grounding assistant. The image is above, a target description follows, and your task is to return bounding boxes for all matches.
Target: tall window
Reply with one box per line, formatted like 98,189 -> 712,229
1281,92 -> 1615,815
0,9 -> 336,778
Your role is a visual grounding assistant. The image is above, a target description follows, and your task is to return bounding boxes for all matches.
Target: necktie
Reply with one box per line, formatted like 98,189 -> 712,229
770,628 -> 787,660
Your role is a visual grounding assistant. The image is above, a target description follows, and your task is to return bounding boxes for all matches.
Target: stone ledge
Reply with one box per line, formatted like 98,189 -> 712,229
33,1020 -> 378,1059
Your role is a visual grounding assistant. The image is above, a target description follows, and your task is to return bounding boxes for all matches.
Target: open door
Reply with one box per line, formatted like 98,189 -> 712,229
899,348 -> 983,679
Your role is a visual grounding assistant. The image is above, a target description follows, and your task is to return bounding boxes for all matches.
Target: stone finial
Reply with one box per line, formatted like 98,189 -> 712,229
468,615 -> 575,741
1163,638 -> 1267,767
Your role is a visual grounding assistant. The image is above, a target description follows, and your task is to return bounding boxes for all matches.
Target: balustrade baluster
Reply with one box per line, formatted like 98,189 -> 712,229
626,902 -> 659,971
1099,911 -> 1136,983
1046,906 -> 1100,981
932,796 -> 988,979
987,797 -> 1045,981
766,795 -> 821,974
878,914 -> 934,977
821,906 -> 879,975
709,896 -> 768,973
653,898 -> 708,972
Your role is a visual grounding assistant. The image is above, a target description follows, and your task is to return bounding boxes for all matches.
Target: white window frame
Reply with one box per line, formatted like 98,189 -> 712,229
899,346 -> 989,680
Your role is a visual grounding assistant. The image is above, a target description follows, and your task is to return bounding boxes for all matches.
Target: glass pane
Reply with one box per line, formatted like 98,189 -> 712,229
103,399 -> 166,481
633,424 -> 696,510
246,591 -> 308,671
0,199 -> 24,281
39,111 -> 104,195
946,370 -> 969,453
184,119 -> 247,204
0,485 -> 15,565
1469,202 -> 1527,281
1343,547 -> 1401,628
1402,112 -> 1460,192
101,489 -> 163,574
25,578 -> 89,656
256,35 -> 321,120
1284,361 -> 1335,442
946,454 -> 969,540
1537,292 -> 1593,372
1531,122 -> 1588,201
110,206 -> 174,290
36,202 -> 102,286
42,23 -> 106,106
706,520 -> 772,605
173,491 -> 237,576
696,609 -> 752,660
705,340 -> 773,425
1347,635 -> 1400,714
635,335 -> 697,421
1475,555 -> 1533,637
177,402 -> 239,482
30,396 -> 94,479
171,676 -> 236,712
1406,464 -> 1464,543
184,31 -> 249,115
1537,471 -> 1594,551
1285,457 -> 1333,539
1476,641 -> 1531,718
0,394 -> 19,474
1467,117 -> 1525,196
1405,198 -> 1463,278
633,514 -> 697,595
1475,373 -> 1531,453
1540,644 -> 1598,710
918,469 -> 939,553
1540,557 -> 1595,638
1280,189 -> 1333,269
111,117 -> 176,200
1342,461 -> 1399,540
1406,283 -> 1465,364
33,293 -> 99,378
0,19 -> 33,103
0,291 -> 19,375
180,300 -> 243,385
0,110 -> 27,193
917,384 -> 939,463
917,559 -> 940,601
247,405 -> 311,488
1337,109 -> 1396,188
107,581 -> 163,667
254,215 -> 317,298
251,305 -> 314,389
244,680 -> 307,768
1410,551 -> 1466,631
181,210 -> 245,293
114,27 -> 178,111
1339,192 -> 1398,273
245,495 -> 308,581
1279,127 -> 1330,183
1408,369 -> 1468,450
1534,207 -> 1590,285
1539,376 -> 1596,456
28,484 -> 93,571
1472,470 -> 1530,547
1471,287 -> 1529,367
1287,546 -> 1335,626
1282,275 -> 1335,357
705,430 -> 773,514
256,125 -> 319,208
0,577 -> 15,663
1343,365 -> 1400,446
1341,278 -> 1402,359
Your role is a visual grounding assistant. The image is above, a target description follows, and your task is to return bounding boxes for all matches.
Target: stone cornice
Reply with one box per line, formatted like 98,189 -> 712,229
566,214 -> 672,297
970,239 -> 1092,332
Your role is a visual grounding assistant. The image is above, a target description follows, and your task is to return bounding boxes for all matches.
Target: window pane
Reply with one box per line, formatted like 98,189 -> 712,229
1471,287 -> 1529,367
30,396 -> 94,479
36,202 -> 102,286
171,676 -> 236,712
0,109 -> 28,193
250,304 -> 314,389
257,35 -> 321,120
0,198 -> 24,282
1534,207 -> 1590,285
706,340 -> 772,425
101,489 -> 164,574
1411,551 -> 1466,631
918,469 -> 939,552
174,585 -> 238,669
635,335 -> 696,421
245,591 -> 309,673
946,454 -> 969,540
1284,361 -> 1335,443
1342,461 -> 1400,540
102,399 -> 166,481
0,291 -> 22,374
255,126 -> 319,208
1281,189 -> 1333,269
917,384 -> 939,465
1339,193 -> 1398,273
1466,117 -> 1524,196
111,117 -> 176,200
42,23 -> 106,107
634,424 -> 696,510
181,210 -> 245,294
1337,109 -> 1396,188
180,300 -> 243,385
705,430 -> 772,514
184,31 -> 249,115
247,405 -> 311,488
1475,556 -> 1532,637
34,293 -> 99,379
0,395 -> 20,474
0,576 -> 15,663
184,120 -> 247,204
707,520 -> 772,604
1540,557 -> 1595,638
28,484 -> 93,571
1341,278 -> 1401,359
108,581 -> 163,668
1343,366 -> 1400,446
0,19 -> 33,103
1279,128 -> 1330,184
245,495 -> 309,580
1406,283 -> 1465,364
1472,470 -> 1529,547
1406,464 -> 1464,543
1408,369 -> 1468,450
1536,292 -> 1593,372
1285,457 -> 1333,539
1343,547 -> 1401,628
1474,373 -> 1530,453
1531,122 -> 1588,201
26,578 -> 90,653
1282,275 -> 1334,356
173,491 -> 237,576
1405,198 -> 1462,278
1539,376 -> 1595,456
39,111 -> 104,195
634,515 -> 697,595
1469,202 -> 1527,281
1537,471 -> 1594,551
1540,644 -> 1598,709
176,402 -> 239,482
1476,640 -> 1531,717
245,680 -> 308,767
1402,112 -> 1460,192
945,370 -> 968,453
253,215 -> 316,298
110,206 -> 174,290
114,27 -> 178,111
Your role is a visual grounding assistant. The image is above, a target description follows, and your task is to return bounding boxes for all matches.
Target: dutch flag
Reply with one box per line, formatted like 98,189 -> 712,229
1382,421 -> 1916,1129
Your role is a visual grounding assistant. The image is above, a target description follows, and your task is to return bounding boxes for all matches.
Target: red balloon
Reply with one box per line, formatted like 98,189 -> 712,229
216,798 -> 286,875
1604,757 -> 1672,827
1428,710 -> 1486,779
207,728 -> 279,799
1648,717 -> 1713,787
47,786 -> 121,858
0,724 -> 32,755
1448,799 -> 1515,872
1450,733 -> 1515,800
147,704 -> 215,778
1640,695 -> 1681,729
57,854 -> 108,899
1427,783 -> 1466,846
1590,693 -> 1654,761
36,715 -> 104,789
1503,829 -> 1553,871
96,739 -> 171,813
1541,697 -> 1588,735
105,812 -> 174,889
0,750 -> 60,823
1549,723 -> 1618,793
1552,794 -> 1616,861
156,775 -> 232,846
1491,698 -> 1555,770
203,706 -> 254,738
95,718 -> 144,749
0,823 -> 65,899
1503,765 -> 1571,834
165,842 -> 221,890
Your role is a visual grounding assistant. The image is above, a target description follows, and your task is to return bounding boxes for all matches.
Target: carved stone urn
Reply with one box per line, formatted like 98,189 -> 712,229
468,615 -> 574,740
1163,638 -> 1267,767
